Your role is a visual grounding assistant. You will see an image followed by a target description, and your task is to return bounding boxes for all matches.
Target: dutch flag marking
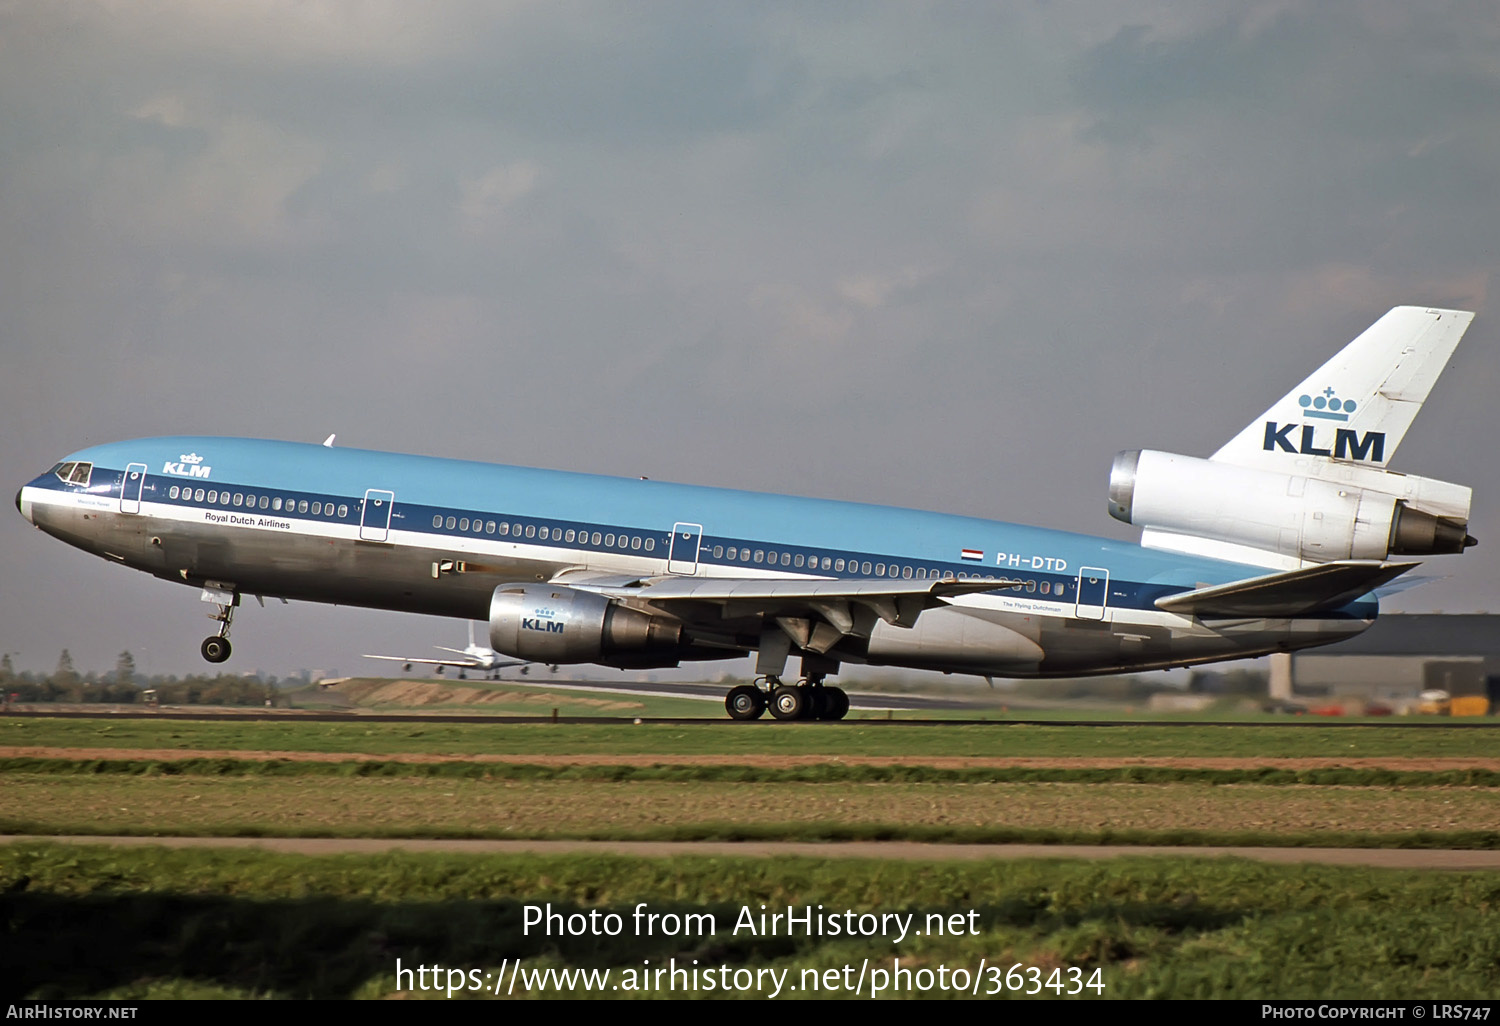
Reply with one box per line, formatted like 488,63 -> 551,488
961,549 -> 983,562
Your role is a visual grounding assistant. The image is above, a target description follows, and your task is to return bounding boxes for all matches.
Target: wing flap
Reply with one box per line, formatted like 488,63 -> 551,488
1155,560 -> 1418,618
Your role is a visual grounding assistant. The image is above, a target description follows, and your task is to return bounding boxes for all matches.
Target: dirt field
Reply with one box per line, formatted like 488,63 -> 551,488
6,744 -> 1500,771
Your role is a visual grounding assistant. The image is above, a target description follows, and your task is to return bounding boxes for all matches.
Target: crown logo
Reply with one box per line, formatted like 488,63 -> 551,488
179,452 -> 205,464
1298,387 -> 1355,422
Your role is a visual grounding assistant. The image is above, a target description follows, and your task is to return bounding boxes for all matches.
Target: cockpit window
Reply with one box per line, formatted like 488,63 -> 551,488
54,462 -> 92,486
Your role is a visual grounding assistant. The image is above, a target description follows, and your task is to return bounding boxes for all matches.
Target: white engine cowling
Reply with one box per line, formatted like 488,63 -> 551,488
1108,449 -> 1474,564
489,583 -> 682,665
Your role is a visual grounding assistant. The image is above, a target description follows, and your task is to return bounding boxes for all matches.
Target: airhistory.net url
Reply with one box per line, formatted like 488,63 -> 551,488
395,956 -> 1106,998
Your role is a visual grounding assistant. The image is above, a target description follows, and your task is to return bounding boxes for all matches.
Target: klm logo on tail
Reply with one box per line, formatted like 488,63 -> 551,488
1263,384 -> 1384,461
1263,422 -> 1385,461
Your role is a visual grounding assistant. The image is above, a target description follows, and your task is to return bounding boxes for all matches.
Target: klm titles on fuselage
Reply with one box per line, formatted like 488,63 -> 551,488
1262,422 -> 1385,462
162,453 -> 212,478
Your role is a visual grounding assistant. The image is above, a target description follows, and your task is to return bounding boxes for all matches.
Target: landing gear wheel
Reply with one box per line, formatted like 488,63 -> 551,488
201,636 -> 232,663
803,686 -> 828,721
769,684 -> 806,721
725,684 -> 767,721
824,686 -> 850,721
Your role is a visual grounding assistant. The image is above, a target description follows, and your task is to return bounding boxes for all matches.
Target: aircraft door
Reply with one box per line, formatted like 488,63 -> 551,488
120,463 -> 147,515
668,522 -> 703,575
360,490 -> 395,542
1075,567 -> 1110,620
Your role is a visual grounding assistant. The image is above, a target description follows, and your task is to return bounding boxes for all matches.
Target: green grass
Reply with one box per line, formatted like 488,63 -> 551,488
6,755 -> 1500,787
7,715 -> 1500,759
7,842 -> 1500,998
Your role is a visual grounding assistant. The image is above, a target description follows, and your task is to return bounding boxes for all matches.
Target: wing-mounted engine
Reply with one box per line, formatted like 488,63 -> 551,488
489,583 -> 683,668
1108,449 -> 1475,567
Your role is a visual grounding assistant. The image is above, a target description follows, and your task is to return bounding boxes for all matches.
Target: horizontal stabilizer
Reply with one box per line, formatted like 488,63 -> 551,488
1154,561 -> 1418,618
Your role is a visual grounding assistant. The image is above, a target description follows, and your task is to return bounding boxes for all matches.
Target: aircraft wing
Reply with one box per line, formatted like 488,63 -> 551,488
1154,560 -> 1419,618
362,654 -> 490,669
554,573 -> 1024,654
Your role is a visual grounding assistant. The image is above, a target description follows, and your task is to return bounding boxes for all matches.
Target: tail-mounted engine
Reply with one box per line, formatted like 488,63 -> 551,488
488,583 -> 683,667
1108,449 -> 1475,564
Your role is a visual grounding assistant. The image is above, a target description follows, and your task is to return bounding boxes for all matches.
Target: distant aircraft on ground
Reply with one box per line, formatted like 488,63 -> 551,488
15,307 -> 1478,720
362,621 -> 555,679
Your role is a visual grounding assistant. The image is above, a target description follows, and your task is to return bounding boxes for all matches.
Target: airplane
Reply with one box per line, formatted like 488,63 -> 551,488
362,621 -> 557,679
14,306 -> 1479,721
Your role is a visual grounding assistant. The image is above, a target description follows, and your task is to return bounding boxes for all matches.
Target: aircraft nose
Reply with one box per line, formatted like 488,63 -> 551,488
16,487 -> 31,524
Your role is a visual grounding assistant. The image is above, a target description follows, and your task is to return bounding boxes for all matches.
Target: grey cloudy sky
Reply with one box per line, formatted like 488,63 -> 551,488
2,1 -> 1496,681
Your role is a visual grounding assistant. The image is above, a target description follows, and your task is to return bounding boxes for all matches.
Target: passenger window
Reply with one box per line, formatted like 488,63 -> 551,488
1026,580 -> 1036,593
234,494 -> 243,507
916,568 -> 926,579
260,496 -> 270,510
311,501 -> 321,515
591,532 -> 601,545
461,518 -> 470,532
605,533 -> 615,547
821,557 -> 831,570
644,538 -> 654,552
487,521 -> 496,534
338,504 -> 348,518
169,486 -> 180,499
754,550 -> 764,564
525,525 -> 536,538
446,516 -> 456,530
272,496 -> 281,511
433,515 -> 443,528
794,554 -> 805,568
875,564 -> 885,576
500,523 -> 510,536
195,488 -> 206,503
631,536 -> 641,550
1040,581 -> 1050,594
298,500 -> 309,514
1056,582 -> 1066,596
726,546 -> 737,559
902,566 -> 913,579
861,561 -> 871,574
767,551 -> 777,564
713,545 -> 723,558
565,529 -> 576,543
207,490 -> 218,504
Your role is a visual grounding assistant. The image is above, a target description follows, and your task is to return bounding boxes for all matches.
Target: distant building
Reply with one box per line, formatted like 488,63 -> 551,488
1273,615 -> 1500,709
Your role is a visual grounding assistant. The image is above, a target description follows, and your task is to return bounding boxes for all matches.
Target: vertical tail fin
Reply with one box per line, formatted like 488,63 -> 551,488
1212,307 -> 1474,470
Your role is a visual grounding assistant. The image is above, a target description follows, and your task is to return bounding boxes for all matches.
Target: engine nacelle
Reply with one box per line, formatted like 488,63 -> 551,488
1108,449 -> 1474,564
488,583 -> 682,665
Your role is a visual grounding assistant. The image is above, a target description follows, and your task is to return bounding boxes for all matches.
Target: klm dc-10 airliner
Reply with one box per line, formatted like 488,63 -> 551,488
15,307 -> 1479,720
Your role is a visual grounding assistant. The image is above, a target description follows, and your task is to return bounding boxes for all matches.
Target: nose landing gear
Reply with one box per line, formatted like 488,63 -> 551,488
201,600 -> 235,664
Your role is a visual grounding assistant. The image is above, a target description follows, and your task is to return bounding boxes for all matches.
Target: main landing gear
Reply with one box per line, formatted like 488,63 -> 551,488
724,675 -> 850,722
201,601 -> 235,664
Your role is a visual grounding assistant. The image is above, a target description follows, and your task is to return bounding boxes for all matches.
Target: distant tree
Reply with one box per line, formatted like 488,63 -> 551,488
114,651 -> 137,687
0,653 -> 13,683
53,649 -> 79,687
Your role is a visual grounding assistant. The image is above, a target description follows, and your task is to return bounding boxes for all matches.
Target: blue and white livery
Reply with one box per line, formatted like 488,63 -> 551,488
15,307 -> 1478,719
